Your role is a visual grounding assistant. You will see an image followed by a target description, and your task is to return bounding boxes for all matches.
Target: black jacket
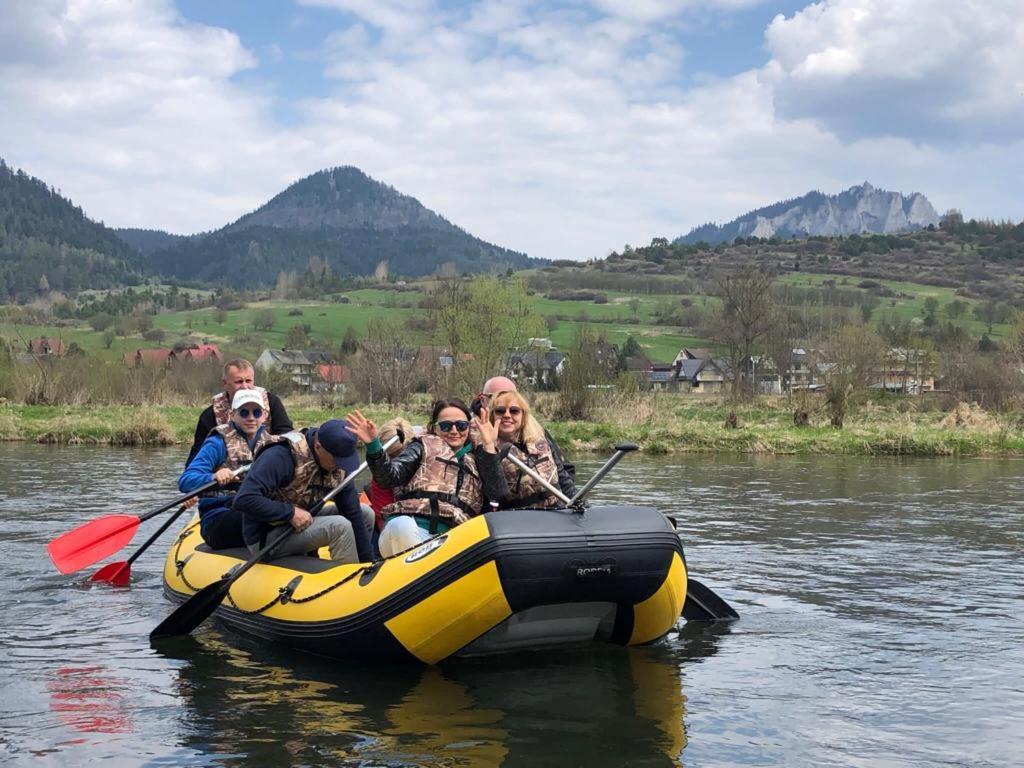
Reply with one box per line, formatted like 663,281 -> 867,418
185,392 -> 293,467
233,429 -> 370,560
543,429 -> 576,497
368,440 -> 507,513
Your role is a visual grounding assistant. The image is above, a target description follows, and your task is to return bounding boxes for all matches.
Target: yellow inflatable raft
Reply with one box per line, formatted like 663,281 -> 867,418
161,505 -> 687,663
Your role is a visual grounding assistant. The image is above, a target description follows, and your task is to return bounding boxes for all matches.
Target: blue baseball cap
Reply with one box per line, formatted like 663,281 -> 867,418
315,419 -> 361,475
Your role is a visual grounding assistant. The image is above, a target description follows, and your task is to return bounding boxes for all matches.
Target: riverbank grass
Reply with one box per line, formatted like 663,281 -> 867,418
2,396 -> 1023,456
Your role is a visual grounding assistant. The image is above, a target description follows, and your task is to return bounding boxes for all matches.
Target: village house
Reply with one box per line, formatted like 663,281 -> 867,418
648,362 -> 678,391
869,347 -> 936,394
123,343 -> 222,369
123,348 -> 175,367
314,363 -> 349,393
26,337 -> 66,357
675,356 -> 730,393
623,354 -> 653,385
506,349 -> 567,389
739,349 -> 817,394
177,343 -> 222,365
255,348 -> 316,389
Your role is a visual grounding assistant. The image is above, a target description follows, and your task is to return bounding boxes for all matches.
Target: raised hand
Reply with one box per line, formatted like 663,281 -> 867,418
471,407 -> 498,452
345,410 -> 378,444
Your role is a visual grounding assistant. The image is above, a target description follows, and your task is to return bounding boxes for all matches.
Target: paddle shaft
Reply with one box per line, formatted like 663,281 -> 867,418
503,452 -> 573,506
138,463 -> 251,524
150,436 -> 397,640
125,504 -> 191,567
568,443 -> 638,506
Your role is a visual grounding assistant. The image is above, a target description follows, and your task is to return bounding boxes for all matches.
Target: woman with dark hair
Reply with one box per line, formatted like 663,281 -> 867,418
346,399 -> 505,557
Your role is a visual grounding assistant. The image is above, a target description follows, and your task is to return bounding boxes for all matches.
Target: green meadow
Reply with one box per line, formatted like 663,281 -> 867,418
3,284 -> 713,365
1,273 -> 1012,370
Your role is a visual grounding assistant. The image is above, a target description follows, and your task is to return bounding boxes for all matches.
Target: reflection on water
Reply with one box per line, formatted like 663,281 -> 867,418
159,631 -> 701,767
2,445 -> 1024,765
47,667 -> 133,736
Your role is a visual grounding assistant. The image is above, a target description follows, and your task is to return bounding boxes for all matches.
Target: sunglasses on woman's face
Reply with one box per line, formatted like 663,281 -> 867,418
494,406 -> 522,416
238,407 -> 263,419
437,420 -> 470,433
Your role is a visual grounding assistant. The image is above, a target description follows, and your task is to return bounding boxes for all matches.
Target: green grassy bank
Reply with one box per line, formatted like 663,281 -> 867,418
2,397 -> 1022,457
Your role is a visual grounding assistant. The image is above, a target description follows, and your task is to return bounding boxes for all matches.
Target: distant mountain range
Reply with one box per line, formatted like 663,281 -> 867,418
677,183 -> 940,245
0,160 -> 147,301
0,160 -> 538,295
147,167 -> 537,287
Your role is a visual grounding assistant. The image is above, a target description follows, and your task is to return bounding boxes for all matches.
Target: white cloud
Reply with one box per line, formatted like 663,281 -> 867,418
0,0 -> 1020,265
0,0 -> 299,233
298,0 -> 438,36
763,0 -> 1024,142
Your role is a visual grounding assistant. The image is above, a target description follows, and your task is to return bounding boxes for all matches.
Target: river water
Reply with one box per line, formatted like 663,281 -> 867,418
1,444 -> 1021,766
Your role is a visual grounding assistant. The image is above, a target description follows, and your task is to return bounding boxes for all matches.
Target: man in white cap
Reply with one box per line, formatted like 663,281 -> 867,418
177,388 -> 272,549
185,358 -> 293,466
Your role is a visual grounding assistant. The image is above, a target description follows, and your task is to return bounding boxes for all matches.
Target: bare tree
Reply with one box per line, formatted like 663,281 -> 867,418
430,276 -> 546,393
762,306 -> 799,394
351,317 -> 419,405
558,326 -> 607,419
706,268 -> 778,398
816,324 -> 885,428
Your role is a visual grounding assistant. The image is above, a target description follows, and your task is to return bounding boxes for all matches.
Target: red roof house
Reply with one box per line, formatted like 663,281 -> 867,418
316,364 -> 349,389
181,344 -> 222,364
124,348 -> 176,367
27,338 -> 66,357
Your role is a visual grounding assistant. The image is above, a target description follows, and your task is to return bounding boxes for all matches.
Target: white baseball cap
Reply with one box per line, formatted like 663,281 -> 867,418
231,389 -> 263,410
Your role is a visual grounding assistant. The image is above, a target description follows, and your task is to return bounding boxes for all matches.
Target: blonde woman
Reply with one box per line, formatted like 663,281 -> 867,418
489,390 -> 575,509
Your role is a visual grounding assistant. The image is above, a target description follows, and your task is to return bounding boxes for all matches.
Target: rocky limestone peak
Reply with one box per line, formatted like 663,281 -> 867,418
676,183 -> 941,245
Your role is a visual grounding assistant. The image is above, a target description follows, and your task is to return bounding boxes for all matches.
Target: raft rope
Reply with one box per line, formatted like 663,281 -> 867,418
171,522 -> 447,615
173,524 -> 205,593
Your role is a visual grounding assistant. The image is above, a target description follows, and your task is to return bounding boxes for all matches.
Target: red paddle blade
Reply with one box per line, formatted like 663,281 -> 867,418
89,561 -> 131,587
47,515 -> 141,575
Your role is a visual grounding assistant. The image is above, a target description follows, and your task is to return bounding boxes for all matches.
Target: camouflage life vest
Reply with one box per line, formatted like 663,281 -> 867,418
205,423 -> 272,495
383,434 -> 483,530
498,438 -> 561,509
259,430 -> 346,510
211,386 -> 272,429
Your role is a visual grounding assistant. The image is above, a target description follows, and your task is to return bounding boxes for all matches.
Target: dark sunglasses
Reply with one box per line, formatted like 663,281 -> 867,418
238,407 -> 263,419
437,419 -> 469,433
494,406 -> 522,416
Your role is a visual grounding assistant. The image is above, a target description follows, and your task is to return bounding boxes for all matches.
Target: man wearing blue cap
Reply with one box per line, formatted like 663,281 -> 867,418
233,419 -> 374,563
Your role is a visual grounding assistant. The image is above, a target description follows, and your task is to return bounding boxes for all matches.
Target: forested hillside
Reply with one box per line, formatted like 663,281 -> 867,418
113,227 -> 187,255
603,220 -> 1024,302
151,166 -> 538,287
0,160 -> 146,301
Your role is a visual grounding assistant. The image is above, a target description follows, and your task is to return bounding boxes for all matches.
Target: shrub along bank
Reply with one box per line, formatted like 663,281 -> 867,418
1,395 -> 1023,456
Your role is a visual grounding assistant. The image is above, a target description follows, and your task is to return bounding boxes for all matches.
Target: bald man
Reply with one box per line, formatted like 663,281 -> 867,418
476,377 -> 576,494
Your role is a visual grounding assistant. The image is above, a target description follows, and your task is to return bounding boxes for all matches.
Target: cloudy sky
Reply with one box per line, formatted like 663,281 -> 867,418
1,0 -> 1021,261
